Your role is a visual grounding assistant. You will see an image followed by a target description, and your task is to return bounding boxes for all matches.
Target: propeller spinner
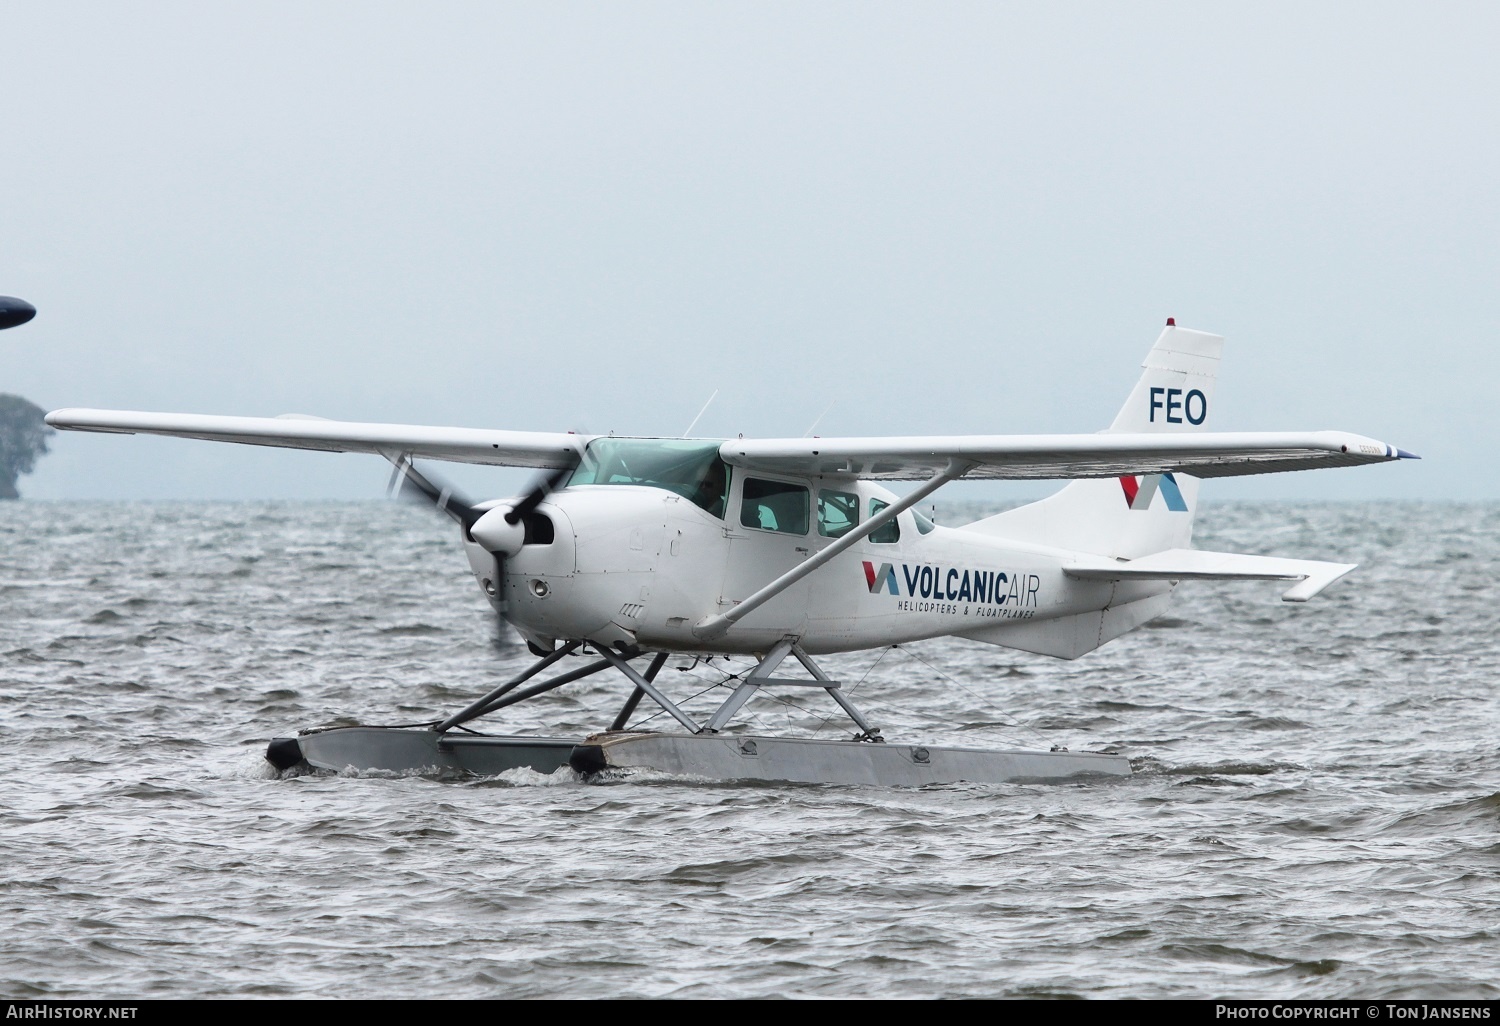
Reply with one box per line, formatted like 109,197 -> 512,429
470,464 -> 574,553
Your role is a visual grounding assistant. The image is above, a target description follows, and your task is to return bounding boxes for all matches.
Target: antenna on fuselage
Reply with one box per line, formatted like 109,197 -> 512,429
681,390 -> 719,438
802,399 -> 837,438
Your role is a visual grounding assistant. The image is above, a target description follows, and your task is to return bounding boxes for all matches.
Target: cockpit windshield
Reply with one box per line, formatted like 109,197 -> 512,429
568,438 -> 730,519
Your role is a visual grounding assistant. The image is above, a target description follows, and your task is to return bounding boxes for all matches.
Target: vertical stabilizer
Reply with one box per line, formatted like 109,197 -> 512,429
964,323 -> 1224,559
1105,324 -> 1223,433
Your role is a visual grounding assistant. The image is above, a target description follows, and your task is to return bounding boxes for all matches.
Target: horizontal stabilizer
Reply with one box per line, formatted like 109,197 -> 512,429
1062,548 -> 1356,602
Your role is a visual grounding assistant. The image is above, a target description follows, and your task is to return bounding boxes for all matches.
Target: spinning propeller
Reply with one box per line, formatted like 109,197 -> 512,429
387,454 -> 577,620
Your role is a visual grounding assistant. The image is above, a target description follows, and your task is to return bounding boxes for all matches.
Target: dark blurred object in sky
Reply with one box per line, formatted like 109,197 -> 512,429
0,297 -> 37,330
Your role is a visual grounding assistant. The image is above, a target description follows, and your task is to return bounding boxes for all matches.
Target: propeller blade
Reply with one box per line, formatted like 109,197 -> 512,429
383,453 -> 578,635
384,455 -> 514,626
483,456 -> 570,636
389,457 -> 483,532
503,459 -> 578,525
488,552 -> 510,620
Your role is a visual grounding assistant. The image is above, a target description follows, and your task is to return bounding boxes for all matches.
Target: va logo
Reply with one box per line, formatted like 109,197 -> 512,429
863,561 -> 899,594
1119,472 -> 1189,511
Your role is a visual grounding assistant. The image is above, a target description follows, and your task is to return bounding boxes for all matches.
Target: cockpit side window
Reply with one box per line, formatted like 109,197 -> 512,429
818,489 -> 859,538
741,478 -> 810,535
868,498 -> 900,543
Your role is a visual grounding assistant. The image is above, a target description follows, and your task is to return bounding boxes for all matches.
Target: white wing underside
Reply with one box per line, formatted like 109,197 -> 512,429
45,409 -> 1411,481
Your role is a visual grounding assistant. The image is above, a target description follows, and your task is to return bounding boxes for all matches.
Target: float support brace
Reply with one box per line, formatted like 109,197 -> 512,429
702,638 -> 797,733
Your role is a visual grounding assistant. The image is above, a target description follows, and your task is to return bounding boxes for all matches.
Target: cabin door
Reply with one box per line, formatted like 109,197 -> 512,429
719,475 -> 812,632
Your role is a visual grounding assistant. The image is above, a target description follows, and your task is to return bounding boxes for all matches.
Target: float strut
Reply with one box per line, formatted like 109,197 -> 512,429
597,647 -> 702,733
609,651 -> 670,731
702,638 -> 797,733
435,640 -> 581,732
701,640 -> 882,740
472,656 -> 617,716
792,643 -> 883,741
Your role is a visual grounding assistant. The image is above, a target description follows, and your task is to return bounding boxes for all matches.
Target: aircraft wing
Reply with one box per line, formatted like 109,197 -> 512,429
44,409 -> 588,470
721,431 -> 1416,481
46,410 -> 1416,481
1062,548 -> 1357,601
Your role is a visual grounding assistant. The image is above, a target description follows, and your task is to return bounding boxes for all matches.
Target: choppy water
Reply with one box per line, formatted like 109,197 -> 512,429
1,500 -> 1496,999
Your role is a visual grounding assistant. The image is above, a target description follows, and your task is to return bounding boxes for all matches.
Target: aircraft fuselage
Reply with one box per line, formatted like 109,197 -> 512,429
461,478 -> 1168,657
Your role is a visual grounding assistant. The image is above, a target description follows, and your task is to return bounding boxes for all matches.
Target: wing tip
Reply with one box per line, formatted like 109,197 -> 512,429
44,408 -> 88,429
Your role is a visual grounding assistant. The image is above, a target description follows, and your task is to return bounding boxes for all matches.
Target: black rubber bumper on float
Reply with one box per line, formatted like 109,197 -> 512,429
265,736 -> 305,771
568,744 -> 607,777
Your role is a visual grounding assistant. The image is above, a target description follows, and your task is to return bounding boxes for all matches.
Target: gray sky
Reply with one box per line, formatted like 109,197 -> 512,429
2,2 -> 1494,502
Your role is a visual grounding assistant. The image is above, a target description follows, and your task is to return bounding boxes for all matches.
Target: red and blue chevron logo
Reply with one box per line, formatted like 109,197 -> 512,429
1119,472 -> 1188,511
862,561 -> 899,594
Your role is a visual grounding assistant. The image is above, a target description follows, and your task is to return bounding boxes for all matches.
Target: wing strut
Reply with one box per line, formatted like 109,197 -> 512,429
692,460 -> 971,640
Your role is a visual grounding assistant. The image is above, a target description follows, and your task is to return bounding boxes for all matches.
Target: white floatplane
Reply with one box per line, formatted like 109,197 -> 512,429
47,322 -> 1415,785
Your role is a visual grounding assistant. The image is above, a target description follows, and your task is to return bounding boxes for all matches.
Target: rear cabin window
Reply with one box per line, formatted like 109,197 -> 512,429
868,498 -> 900,543
741,479 -> 810,535
818,489 -> 859,538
